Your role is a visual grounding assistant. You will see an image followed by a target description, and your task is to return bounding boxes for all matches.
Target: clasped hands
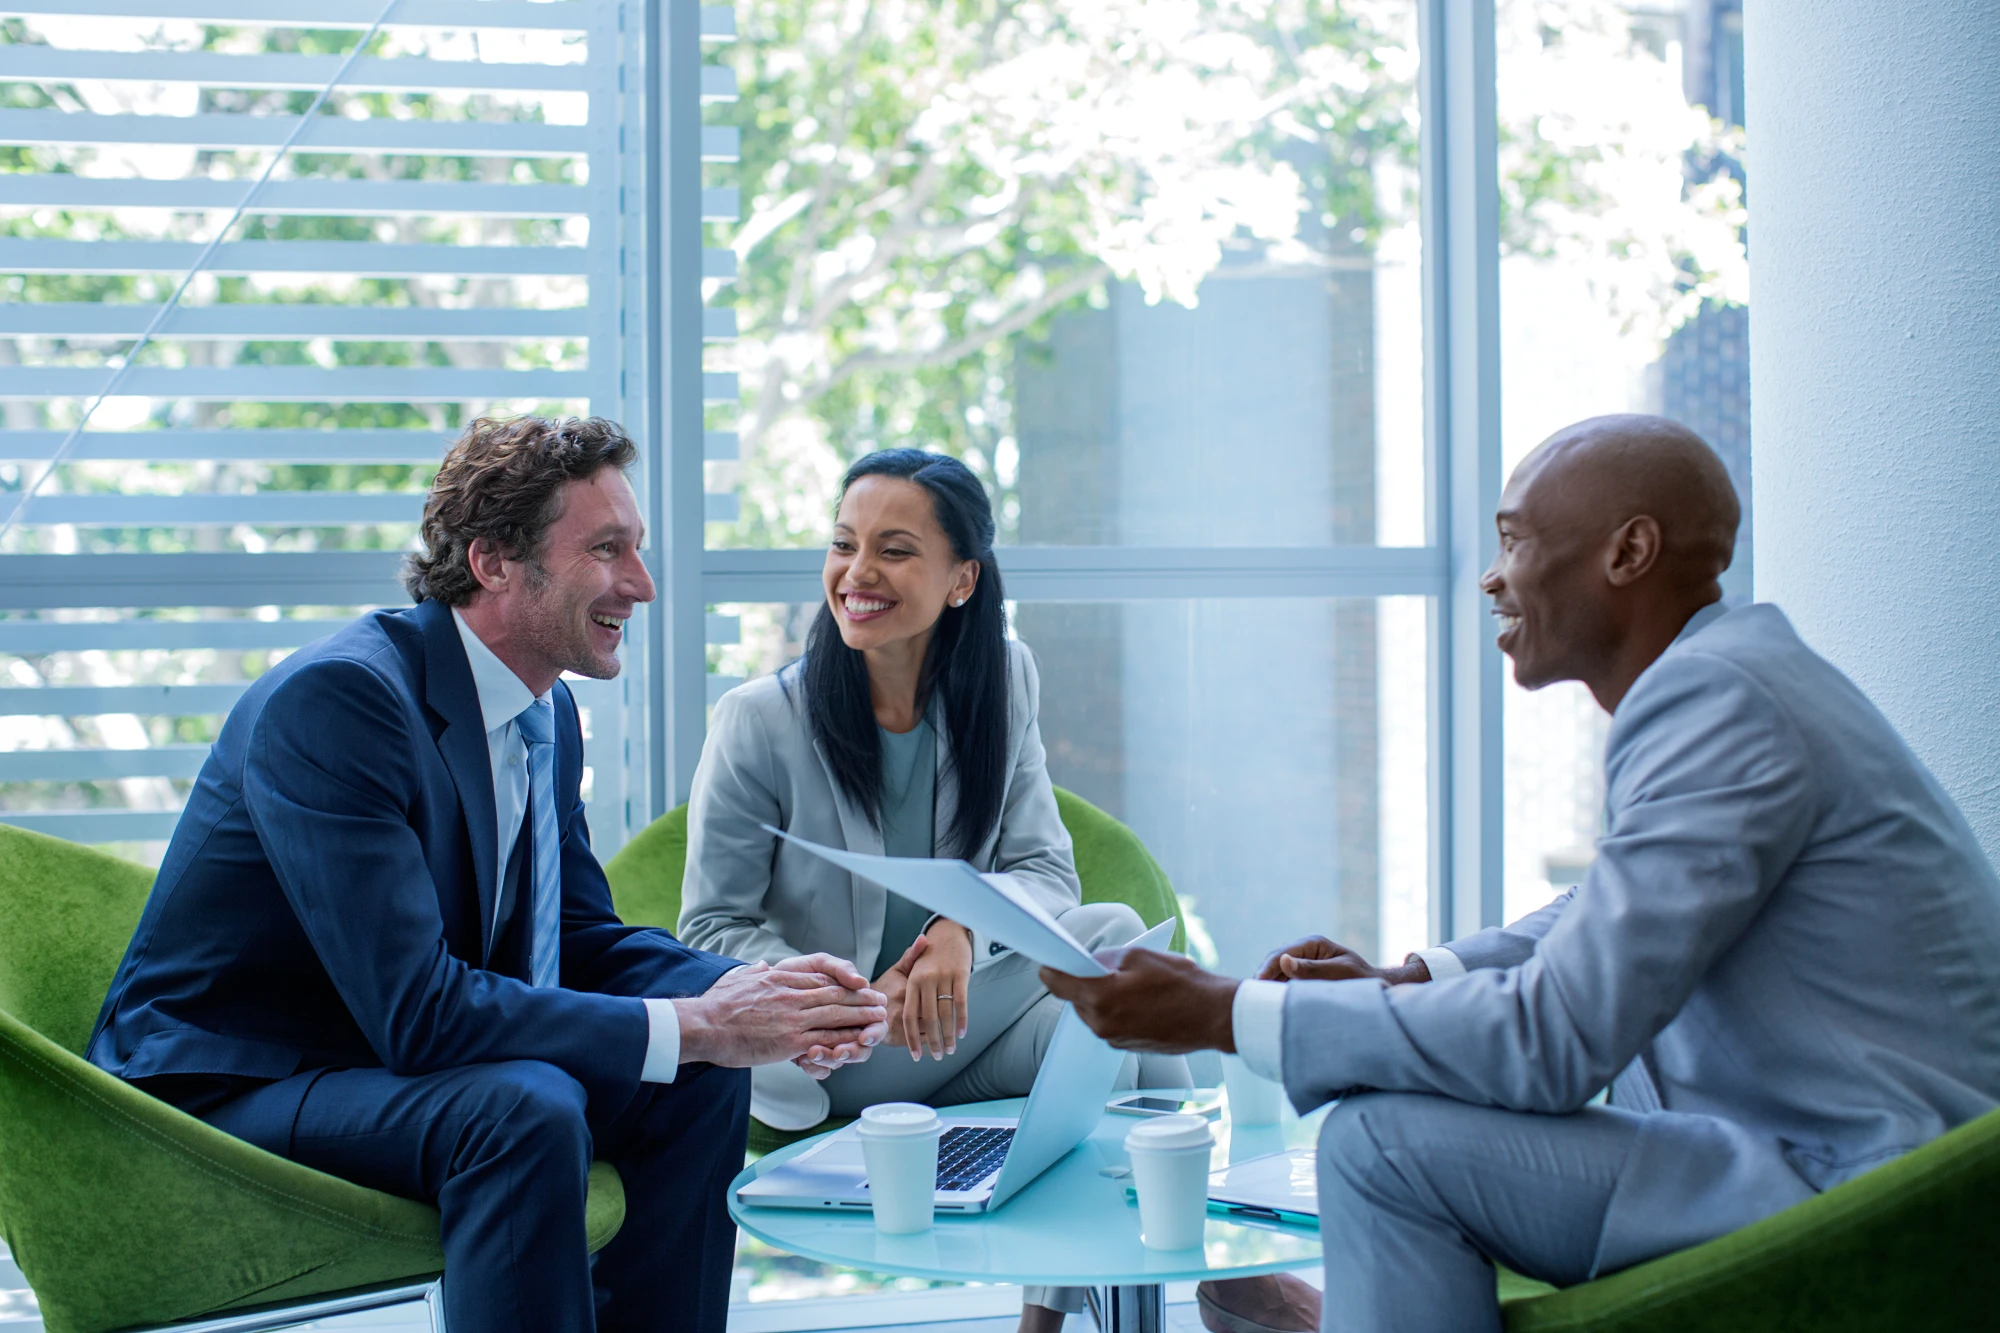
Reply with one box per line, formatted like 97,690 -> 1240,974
673,952 -> 889,1078
670,919 -> 981,1076
1039,933 -> 1431,1053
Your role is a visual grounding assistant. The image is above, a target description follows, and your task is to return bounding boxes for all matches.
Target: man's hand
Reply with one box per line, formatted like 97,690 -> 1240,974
1039,948 -> 1239,1055
673,956 -> 886,1071
1256,935 -> 1431,987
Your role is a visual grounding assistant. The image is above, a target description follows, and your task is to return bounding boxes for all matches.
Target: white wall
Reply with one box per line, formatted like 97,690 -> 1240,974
1747,1 -> 2000,854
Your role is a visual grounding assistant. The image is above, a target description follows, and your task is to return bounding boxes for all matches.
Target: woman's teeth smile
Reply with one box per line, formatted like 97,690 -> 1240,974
843,593 -> 894,619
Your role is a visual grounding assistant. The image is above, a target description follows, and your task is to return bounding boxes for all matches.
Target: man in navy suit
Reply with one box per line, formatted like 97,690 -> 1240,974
88,416 -> 888,1333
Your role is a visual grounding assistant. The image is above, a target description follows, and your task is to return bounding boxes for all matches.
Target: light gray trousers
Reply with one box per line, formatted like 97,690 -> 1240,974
822,900 -> 1191,1315
1315,1093 -> 1746,1332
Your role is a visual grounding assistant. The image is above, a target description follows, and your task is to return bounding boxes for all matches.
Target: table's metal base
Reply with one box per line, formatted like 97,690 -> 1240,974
1087,1283 -> 1165,1333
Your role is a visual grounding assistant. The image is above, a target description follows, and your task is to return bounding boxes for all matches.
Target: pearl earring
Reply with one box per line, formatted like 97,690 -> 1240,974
953,598 -> 966,607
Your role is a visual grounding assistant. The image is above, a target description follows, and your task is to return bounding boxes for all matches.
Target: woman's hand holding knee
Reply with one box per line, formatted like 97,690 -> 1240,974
899,921 -> 972,1060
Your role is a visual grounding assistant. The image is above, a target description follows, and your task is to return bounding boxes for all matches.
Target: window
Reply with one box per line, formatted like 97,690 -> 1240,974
685,0 -> 1437,974
1493,0 -> 1750,922
0,0 -> 648,856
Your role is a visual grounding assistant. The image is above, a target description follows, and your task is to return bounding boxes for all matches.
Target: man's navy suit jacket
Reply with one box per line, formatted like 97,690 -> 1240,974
87,597 -> 737,1134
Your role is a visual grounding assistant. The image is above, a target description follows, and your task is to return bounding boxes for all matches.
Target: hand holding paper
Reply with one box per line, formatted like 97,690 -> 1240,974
760,825 -> 1112,977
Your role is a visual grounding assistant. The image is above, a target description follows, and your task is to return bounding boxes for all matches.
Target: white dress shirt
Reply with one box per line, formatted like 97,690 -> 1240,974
1229,945 -> 1466,1082
452,610 -> 682,1082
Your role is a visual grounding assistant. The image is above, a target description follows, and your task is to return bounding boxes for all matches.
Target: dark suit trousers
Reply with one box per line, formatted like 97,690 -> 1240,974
191,1058 -> 750,1333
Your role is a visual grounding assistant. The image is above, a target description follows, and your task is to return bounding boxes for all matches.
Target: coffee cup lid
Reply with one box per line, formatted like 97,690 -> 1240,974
1124,1113 -> 1213,1152
857,1102 -> 943,1137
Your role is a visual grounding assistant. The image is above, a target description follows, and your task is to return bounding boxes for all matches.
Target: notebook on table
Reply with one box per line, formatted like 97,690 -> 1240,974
1204,1147 -> 1320,1229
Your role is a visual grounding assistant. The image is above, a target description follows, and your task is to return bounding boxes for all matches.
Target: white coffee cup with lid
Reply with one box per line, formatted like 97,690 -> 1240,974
1124,1113 -> 1214,1250
856,1102 -> 944,1234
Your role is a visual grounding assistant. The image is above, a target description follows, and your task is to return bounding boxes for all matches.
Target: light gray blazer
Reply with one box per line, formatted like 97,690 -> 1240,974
1282,602 -> 2000,1272
678,638 -> 1082,978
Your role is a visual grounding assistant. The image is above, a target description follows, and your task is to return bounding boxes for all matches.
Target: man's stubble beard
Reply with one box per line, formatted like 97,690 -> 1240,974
518,561 -> 622,681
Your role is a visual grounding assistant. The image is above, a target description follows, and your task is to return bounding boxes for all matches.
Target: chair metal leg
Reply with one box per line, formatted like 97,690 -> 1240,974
1087,1282 -> 1165,1333
142,1279 -> 444,1332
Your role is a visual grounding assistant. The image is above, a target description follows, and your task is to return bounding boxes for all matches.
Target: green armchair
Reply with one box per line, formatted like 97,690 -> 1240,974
603,785 -> 1186,1153
0,822 -> 627,1333
1495,1099 -> 2000,1330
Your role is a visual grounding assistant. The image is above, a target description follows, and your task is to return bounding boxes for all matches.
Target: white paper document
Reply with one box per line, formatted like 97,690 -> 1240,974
761,825 -> 1112,977
1207,1147 -> 1320,1222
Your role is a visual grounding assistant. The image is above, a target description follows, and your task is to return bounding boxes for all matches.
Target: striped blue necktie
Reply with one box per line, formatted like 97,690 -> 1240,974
514,696 -> 562,989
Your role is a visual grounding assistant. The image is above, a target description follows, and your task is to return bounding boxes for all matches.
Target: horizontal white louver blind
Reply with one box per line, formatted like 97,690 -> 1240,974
0,0 -> 656,851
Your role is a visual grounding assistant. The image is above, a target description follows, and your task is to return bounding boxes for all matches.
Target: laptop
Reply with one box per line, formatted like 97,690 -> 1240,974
736,916 -> 1177,1215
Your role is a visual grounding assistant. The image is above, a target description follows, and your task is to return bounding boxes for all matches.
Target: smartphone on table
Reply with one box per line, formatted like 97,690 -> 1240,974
1105,1091 -> 1223,1120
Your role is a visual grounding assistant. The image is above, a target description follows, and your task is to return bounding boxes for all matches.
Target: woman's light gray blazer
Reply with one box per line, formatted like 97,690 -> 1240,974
678,638 -> 1082,978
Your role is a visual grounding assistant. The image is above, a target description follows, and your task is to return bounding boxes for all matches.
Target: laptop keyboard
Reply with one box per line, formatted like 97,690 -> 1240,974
934,1125 -> 1014,1191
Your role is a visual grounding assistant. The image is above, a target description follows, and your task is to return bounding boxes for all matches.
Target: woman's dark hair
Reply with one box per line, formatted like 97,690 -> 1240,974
799,448 -> 1009,858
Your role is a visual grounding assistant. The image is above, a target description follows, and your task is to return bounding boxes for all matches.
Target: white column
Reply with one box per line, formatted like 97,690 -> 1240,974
1746,2 -> 2000,854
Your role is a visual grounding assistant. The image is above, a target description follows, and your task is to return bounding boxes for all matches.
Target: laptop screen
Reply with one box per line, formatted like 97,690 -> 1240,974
984,916 -> 1177,1206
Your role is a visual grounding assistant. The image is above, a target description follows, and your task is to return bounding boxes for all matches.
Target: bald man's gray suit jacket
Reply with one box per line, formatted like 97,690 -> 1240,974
1282,603 -> 2000,1273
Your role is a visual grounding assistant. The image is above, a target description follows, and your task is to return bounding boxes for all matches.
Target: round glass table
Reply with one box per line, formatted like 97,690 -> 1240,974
728,1092 -> 1324,1332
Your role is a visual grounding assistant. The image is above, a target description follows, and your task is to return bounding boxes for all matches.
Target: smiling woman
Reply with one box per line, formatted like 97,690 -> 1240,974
810,451 -> 1006,861
680,448 -> 1190,1332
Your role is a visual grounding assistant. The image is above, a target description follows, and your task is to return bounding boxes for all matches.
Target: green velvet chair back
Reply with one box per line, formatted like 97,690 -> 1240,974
604,785 -> 1186,952
0,822 -> 625,1333
0,822 -> 152,1057
1051,787 -> 1187,952
604,801 -> 691,936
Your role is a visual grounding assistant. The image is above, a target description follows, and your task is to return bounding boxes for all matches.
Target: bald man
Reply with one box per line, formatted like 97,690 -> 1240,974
1049,415 -> 2000,1333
